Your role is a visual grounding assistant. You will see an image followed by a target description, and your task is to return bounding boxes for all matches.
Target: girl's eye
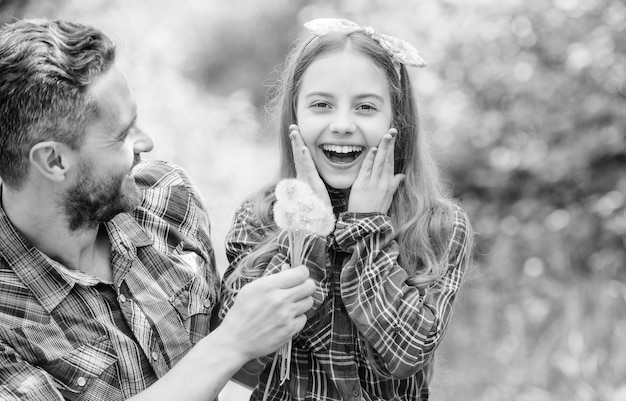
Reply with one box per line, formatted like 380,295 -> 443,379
311,101 -> 330,109
357,104 -> 377,111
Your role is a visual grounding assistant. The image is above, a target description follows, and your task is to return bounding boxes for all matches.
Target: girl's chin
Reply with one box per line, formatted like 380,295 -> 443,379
321,177 -> 356,191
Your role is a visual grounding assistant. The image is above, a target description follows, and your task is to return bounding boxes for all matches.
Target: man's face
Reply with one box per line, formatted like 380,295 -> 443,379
61,66 -> 153,230
63,155 -> 141,230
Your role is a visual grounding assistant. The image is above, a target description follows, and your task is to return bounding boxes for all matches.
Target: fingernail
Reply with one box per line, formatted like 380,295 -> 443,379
390,129 -> 398,138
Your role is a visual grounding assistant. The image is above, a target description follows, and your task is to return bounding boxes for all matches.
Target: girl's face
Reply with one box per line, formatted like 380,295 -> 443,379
296,51 -> 393,190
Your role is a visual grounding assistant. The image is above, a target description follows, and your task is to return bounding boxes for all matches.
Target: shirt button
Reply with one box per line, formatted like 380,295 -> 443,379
344,344 -> 352,353
119,294 -> 127,303
76,377 -> 87,387
352,386 -> 360,397
151,351 -> 159,361
203,298 -> 212,308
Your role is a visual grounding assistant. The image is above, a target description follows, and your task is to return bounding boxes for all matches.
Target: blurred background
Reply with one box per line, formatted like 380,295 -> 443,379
1,0 -> 625,400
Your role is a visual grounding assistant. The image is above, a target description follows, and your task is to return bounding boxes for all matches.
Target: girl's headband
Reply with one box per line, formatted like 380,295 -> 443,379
303,18 -> 427,69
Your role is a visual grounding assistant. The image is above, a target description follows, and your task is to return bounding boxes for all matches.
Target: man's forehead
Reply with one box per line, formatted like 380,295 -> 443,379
86,66 -> 136,132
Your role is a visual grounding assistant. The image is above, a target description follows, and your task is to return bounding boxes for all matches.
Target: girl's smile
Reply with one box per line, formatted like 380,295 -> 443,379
320,143 -> 364,164
296,51 -> 393,190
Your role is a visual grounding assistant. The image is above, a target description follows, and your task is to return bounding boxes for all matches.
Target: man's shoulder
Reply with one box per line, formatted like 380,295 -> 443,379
132,159 -> 192,190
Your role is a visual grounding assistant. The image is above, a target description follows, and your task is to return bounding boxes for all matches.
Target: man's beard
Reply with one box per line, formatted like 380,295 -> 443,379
63,159 -> 141,231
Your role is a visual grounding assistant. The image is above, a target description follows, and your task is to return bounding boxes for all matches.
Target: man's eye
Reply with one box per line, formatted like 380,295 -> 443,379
119,127 -> 133,141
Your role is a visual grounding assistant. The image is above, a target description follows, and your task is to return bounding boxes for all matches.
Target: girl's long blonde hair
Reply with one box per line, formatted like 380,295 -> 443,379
226,30 -> 473,290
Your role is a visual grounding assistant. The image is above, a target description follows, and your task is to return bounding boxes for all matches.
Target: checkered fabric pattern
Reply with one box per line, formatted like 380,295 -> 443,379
220,189 -> 470,401
0,160 -> 219,400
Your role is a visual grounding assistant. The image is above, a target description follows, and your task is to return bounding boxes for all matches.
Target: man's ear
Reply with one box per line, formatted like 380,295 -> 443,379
29,141 -> 74,182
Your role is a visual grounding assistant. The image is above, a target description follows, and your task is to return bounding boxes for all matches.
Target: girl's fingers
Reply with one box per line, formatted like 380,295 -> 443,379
371,128 -> 396,182
289,125 -> 332,207
290,126 -> 317,178
353,146 -> 377,186
300,146 -> 317,177
391,173 -> 406,194
382,128 -> 397,179
289,126 -> 307,177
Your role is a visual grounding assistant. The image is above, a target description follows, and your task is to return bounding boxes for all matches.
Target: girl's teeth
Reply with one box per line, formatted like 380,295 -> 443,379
322,145 -> 363,153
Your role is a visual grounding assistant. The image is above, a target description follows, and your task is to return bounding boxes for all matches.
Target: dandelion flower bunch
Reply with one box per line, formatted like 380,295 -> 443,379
274,178 -> 336,265
264,179 -> 335,395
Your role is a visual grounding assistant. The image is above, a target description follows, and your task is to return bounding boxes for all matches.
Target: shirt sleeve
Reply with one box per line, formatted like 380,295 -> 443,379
335,206 -> 471,379
132,160 -> 219,340
134,160 -> 216,268
0,340 -> 64,400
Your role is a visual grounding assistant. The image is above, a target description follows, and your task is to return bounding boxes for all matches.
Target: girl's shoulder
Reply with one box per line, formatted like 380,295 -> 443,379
232,184 -> 278,227
445,202 -> 474,264
450,203 -> 471,232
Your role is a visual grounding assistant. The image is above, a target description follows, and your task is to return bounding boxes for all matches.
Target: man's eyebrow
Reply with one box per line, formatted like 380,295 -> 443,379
118,115 -> 138,138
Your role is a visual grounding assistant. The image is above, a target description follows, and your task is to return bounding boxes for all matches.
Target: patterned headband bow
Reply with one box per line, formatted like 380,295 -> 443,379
304,18 -> 427,68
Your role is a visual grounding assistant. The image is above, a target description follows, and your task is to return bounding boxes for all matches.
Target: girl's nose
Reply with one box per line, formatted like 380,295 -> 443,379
329,113 -> 356,135
132,126 -> 154,154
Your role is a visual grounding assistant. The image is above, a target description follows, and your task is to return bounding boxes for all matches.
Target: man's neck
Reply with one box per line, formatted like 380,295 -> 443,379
2,184 -> 113,281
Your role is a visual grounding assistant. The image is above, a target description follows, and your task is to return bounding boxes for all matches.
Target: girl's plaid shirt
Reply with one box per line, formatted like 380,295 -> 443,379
220,191 -> 471,401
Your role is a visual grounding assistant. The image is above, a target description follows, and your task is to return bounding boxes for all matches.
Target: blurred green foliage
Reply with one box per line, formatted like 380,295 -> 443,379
2,0 -> 625,399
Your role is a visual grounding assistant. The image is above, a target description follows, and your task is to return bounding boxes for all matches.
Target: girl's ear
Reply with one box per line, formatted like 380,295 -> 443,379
29,141 -> 74,182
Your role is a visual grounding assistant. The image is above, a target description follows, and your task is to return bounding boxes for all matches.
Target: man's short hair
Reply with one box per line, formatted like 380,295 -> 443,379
0,19 -> 116,189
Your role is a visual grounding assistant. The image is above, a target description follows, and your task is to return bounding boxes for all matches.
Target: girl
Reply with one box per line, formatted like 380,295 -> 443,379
220,18 -> 474,401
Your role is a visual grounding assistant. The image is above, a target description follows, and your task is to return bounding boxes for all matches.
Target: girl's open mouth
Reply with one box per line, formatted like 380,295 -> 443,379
321,144 -> 364,164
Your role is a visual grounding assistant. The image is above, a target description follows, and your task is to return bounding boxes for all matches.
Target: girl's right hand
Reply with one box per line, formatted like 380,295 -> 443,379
289,124 -> 332,207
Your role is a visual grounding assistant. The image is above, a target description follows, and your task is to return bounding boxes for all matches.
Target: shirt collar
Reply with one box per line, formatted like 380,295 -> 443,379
327,186 -> 348,216
0,191 -> 153,313
0,197 -> 74,313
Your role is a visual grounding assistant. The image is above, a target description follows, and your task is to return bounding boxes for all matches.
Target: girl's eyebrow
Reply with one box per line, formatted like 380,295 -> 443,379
302,91 -> 334,98
354,93 -> 385,102
303,92 -> 385,102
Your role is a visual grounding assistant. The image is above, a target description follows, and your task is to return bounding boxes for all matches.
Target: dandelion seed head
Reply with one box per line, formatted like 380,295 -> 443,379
273,179 -> 336,236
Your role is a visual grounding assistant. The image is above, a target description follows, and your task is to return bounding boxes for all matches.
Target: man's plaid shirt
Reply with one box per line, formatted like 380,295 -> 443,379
220,190 -> 471,401
0,160 -> 220,400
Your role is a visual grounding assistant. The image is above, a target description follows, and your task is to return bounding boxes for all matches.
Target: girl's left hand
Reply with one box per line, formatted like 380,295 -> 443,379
348,128 -> 405,213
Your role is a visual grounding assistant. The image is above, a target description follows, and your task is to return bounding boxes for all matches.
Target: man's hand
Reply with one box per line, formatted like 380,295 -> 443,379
218,265 -> 315,360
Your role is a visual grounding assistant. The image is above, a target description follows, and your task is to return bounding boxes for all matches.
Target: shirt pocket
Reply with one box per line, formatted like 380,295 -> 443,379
167,252 -> 216,344
37,334 -> 119,399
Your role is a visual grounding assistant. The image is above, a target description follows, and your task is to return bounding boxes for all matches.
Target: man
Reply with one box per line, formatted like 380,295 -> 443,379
0,18 -> 315,400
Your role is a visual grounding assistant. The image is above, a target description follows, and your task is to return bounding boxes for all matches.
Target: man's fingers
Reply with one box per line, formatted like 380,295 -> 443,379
292,313 -> 308,334
262,265 -> 311,289
291,293 -> 315,316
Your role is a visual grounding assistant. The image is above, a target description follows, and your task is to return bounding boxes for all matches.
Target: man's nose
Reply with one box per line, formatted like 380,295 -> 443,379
132,127 -> 154,154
